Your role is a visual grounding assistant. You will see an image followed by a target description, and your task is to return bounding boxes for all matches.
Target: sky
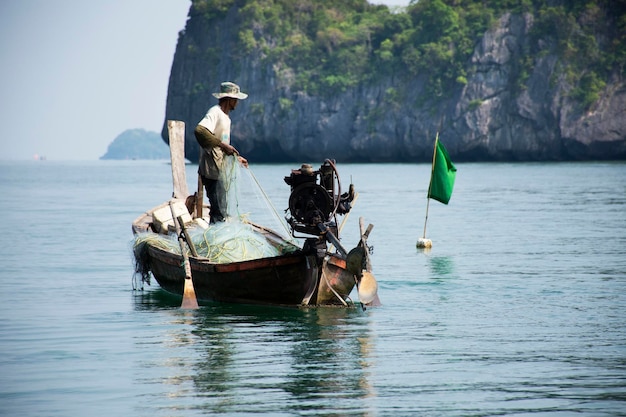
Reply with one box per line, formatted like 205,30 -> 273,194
0,0 -> 410,161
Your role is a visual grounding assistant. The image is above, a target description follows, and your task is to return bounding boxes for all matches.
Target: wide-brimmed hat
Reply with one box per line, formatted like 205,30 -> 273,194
212,82 -> 248,100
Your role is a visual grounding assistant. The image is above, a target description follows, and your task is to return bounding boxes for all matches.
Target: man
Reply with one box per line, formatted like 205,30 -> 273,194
194,81 -> 248,223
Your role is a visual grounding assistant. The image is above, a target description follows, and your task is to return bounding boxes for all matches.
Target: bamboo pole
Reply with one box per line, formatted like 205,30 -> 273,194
417,132 -> 438,249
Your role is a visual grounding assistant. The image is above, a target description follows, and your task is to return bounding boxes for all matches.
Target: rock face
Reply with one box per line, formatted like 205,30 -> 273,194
163,3 -> 626,162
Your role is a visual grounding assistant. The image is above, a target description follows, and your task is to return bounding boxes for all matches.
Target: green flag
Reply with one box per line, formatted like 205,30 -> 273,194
428,138 -> 456,204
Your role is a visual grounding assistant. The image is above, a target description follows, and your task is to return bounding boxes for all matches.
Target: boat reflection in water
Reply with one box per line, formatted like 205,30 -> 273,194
132,291 -> 376,414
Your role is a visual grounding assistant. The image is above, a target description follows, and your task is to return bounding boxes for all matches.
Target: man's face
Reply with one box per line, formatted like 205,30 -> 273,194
229,98 -> 239,111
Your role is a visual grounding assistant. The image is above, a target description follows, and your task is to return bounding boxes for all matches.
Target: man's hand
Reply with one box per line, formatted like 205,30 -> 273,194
238,156 -> 249,168
220,142 -> 237,155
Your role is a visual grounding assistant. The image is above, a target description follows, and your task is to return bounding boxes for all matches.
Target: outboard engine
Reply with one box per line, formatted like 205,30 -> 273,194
284,160 -> 355,242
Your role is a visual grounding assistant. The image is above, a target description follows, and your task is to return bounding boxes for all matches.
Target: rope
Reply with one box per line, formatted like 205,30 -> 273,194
245,167 -> 294,240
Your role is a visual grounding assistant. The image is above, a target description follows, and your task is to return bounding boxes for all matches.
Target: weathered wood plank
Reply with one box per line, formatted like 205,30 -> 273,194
167,120 -> 189,199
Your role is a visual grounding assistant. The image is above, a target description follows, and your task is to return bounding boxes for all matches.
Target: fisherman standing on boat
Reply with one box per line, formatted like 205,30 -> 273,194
194,81 -> 248,223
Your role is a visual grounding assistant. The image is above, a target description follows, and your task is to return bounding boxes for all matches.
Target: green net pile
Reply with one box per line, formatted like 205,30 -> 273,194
134,221 -> 298,265
133,154 -> 299,275
192,222 -> 298,262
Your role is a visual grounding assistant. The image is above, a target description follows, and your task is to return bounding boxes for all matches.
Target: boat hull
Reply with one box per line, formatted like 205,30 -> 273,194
143,244 -> 344,306
133,200 -> 359,307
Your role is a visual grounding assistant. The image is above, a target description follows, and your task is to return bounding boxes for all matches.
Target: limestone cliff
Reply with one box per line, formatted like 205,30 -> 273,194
163,0 -> 626,162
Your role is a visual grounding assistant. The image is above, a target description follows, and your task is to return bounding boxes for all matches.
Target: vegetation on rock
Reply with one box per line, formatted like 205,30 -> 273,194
165,0 -> 626,162
190,0 -> 624,108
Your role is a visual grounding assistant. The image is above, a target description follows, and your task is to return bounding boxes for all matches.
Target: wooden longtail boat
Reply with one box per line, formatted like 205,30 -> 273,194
132,120 -> 379,308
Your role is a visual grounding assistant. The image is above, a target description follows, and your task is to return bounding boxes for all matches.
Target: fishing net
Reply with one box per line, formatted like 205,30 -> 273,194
218,155 -> 294,240
133,154 -> 299,280
191,222 -> 298,262
217,155 -> 242,220
133,222 -> 298,264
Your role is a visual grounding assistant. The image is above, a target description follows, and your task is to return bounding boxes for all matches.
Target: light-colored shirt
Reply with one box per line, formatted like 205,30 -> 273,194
197,105 -> 231,179
198,105 -> 231,144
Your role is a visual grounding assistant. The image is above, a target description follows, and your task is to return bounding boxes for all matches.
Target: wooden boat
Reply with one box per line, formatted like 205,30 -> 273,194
132,121 -> 379,308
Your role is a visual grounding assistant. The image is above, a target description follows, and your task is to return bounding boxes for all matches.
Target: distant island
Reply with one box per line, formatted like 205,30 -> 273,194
100,129 -> 170,160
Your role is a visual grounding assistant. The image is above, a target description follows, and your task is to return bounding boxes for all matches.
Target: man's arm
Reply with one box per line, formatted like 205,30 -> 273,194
194,125 -> 221,149
194,124 -> 239,155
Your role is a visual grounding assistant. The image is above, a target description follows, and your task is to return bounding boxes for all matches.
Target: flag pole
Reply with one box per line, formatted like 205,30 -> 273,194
422,132 -> 439,238
422,195 -> 431,239
417,132 -> 438,249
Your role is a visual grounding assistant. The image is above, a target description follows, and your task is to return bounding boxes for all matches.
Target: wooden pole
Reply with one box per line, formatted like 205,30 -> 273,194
417,133 -> 438,249
422,199 -> 431,239
167,120 -> 197,308
328,192 -> 358,253
196,174 -> 203,218
338,192 -> 358,235
171,201 -> 199,309
178,215 -> 198,258
168,120 -> 189,199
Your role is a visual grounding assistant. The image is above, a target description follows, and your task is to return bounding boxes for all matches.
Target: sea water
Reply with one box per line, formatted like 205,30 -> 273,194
0,160 -> 624,416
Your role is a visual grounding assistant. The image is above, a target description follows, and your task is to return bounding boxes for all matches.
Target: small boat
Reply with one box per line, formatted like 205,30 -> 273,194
132,120 -> 379,308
